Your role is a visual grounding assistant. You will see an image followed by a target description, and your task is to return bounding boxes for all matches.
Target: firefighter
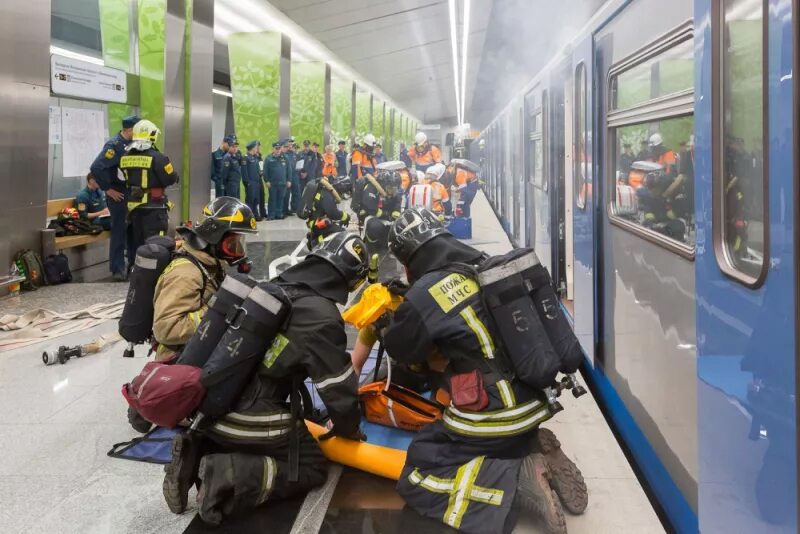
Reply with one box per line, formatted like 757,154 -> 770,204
119,120 -> 179,257
407,132 -> 442,173
383,209 -> 587,534
164,232 -> 368,525
422,163 -> 451,215
306,176 -> 350,249
128,197 -> 258,433
444,159 -> 481,218
357,168 -> 403,252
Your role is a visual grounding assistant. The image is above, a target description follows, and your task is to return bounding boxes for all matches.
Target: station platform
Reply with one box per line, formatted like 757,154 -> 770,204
0,192 -> 664,533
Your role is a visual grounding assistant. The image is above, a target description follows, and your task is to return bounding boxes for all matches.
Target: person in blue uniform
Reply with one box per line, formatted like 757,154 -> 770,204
336,141 -> 348,176
399,142 -> 412,168
242,140 -> 265,221
282,139 -> 299,215
74,173 -> 111,230
220,139 -> 243,198
90,114 -> 139,281
265,141 -> 289,219
374,143 -> 387,164
211,134 -> 236,199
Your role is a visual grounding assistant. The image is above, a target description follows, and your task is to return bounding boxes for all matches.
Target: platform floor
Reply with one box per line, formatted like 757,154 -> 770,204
0,192 -> 664,533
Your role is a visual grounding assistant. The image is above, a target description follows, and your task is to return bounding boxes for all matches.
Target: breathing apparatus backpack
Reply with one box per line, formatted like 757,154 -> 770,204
298,178 -> 321,220
118,236 -> 209,345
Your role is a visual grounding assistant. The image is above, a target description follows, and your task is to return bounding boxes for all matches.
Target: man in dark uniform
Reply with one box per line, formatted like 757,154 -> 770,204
306,176 -> 350,249
636,140 -> 650,161
220,139 -> 243,199
74,173 -> 111,230
165,232 -> 368,526
374,143 -> 387,164
265,141 -> 289,219
119,120 -> 179,255
242,140 -> 265,221
299,140 -> 320,180
399,142 -> 412,168
282,139 -> 299,216
211,135 -> 235,199
336,140 -> 348,176
90,114 -> 139,281
383,209 -> 588,534
618,143 -> 635,175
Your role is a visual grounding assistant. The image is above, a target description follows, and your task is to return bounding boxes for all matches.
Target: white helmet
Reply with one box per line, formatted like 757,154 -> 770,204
425,163 -> 446,181
415,132 -> 427,145
130,119 -> 160,150
416,170 -> 425,182
648,133 -> 663,147
363,133 -> 376,147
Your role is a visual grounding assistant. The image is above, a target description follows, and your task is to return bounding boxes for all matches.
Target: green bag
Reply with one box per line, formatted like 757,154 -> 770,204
14,249 -> 47,291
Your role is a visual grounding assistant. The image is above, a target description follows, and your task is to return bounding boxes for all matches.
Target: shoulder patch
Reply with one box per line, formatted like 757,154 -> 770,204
164,162 -> 174,174
263,333 -> 290,368
77,203 -> 86,211
428,272 -> 479,313
104,148 -> 115,159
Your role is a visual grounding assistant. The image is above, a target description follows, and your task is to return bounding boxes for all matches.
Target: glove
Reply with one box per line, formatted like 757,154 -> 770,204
318,426 -> 367,442
384,278 -> 410,296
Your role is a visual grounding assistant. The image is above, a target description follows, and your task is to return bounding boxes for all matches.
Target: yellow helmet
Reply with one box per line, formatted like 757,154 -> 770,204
132,120 -> 160,144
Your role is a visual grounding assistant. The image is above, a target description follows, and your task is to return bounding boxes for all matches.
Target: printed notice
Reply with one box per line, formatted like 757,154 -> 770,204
49,105 -> 62,145
61,107 -> 106,178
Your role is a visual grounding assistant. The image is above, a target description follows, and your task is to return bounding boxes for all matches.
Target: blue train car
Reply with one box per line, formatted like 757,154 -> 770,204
475,0 -> 797,531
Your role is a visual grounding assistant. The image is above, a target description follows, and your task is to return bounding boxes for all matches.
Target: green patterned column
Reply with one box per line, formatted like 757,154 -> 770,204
228,32 -> 281,150
386,107 -> 394,158
290,61 -> 325,145
355,89 -> 371,143
330,77 -> 352,147
99,0 -> 135,136
372,98 -> 384,144
138,0 -> 166,130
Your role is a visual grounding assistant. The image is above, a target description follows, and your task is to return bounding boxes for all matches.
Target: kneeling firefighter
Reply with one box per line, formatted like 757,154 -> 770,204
299,174 -> 350,249
383,208 -> 588,534
163,231 -> 369,525
122,196 -> 258,433
360,168 -> 403,253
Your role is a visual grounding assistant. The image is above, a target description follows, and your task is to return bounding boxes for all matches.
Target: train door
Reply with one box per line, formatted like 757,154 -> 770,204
512,104 -> 524,245
594,1 -> 697,530
524,88 -> 551,269
694,0 -> 798,531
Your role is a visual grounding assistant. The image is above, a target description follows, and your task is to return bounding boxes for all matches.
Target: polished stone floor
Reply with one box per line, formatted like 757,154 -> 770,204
0,192 -> 663,533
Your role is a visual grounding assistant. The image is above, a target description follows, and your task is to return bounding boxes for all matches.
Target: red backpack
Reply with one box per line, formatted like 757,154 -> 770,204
122,360 -> 205,429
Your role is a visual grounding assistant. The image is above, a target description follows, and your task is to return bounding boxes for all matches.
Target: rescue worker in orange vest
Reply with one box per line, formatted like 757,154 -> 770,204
322,144 -> 338,177
443,158 -> 481,218
422,163 -> 451,216
408,132 -> 442,173
350,134 -> 379,221
647,133 -> 678,177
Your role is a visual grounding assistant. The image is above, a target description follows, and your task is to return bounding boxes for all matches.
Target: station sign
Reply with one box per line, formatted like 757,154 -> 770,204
50,54 -> 127,103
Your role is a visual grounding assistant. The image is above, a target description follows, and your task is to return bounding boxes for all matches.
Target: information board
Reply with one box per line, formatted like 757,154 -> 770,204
51,54 -> 127,103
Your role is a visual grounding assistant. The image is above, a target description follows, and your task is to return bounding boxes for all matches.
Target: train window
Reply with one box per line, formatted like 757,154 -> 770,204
574,63 -> 587,209
715,0 -> 767,285
613,116 -> 695,246
611,38 -> 693,110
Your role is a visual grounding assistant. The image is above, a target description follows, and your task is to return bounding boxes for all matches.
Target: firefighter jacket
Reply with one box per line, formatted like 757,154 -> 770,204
358,177 -> 402,220
309,183 -> 349,228
119,147 -> 179,212
152,243 -> 223,352
350,148 -> 377,179
384,235 -> 553,438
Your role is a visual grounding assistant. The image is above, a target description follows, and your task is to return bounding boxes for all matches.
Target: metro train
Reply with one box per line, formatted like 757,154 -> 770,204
473,0 -> 797,532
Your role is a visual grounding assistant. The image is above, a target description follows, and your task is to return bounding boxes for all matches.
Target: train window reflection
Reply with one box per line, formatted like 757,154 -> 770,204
718,0 -> 766,282
575,63 -> 587,209
611,39 -> 693,110
613,116 -> 695,246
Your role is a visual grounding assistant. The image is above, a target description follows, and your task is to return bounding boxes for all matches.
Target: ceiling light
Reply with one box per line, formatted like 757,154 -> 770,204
49,45 -> 105,66
460,0 -> 471,125
448,0 -> 462,125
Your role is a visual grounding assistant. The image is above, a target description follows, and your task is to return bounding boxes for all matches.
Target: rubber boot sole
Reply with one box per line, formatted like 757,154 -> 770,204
163,434 -> 197,514
516,453 -> 567,534
535,427 -> 588,515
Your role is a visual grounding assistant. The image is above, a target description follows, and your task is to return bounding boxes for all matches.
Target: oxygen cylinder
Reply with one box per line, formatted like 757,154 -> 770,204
363,217 -> 391,253
199,281 -> 292,417
118,236 -> 176,344
479,249 -> 583,374
177,273 -> 258,368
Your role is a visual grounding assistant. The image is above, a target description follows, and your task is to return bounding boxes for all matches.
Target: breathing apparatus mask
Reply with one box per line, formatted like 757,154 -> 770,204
217,232 -> 251,273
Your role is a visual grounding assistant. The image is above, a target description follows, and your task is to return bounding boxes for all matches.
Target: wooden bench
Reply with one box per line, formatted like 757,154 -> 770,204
42,198 -> 111,256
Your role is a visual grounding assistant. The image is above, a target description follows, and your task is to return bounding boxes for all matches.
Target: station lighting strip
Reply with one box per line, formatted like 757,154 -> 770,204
448,0 -> 471,126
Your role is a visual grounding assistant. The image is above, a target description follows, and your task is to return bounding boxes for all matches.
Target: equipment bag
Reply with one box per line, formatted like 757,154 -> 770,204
14,249 -> 47,291
616,184 -> 638,216
298,178 -> 321,220
409,184 -> 433,210
107,427 -> 180,465
122,360 -> 205,428
359,381 -> 444,432
43,253 -> 72,285
198,281 -> 292,418
177,273 -> 258,368
478,248 -> 583,375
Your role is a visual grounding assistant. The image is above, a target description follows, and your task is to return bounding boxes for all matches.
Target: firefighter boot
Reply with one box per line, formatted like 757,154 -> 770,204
197,453 -> 276,526
533,427 -> 588,515
127,405 -> 152,434
515,452 -> 567,534
163,433 -> 202,514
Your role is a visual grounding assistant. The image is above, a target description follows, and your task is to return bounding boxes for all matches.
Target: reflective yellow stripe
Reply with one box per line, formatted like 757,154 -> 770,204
119,155 -> 154,168
443,404 -> 552,437
444,457 -> 483,529
188,310 -> 203,327
258,457 -> 276,505
459,305 -> 495,359
497,379 -> 515,408
469,487 -> 504,505
408,469 -> 454,493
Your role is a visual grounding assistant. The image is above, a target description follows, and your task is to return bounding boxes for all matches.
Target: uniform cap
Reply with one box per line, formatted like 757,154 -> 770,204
312,142 -> 319,147
338,140 -> 346,145
246,140 -> 261,150
224,134 -> 238,145
272,141 -> 282,148
303,140 -> 311,146
122,115 -> 141,129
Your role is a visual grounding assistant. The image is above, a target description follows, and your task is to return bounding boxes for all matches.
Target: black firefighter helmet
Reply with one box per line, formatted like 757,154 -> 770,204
377,168 -> 402,197
179,197 -> 258,263
309,231 -> 369,291
388,207 -> 449,265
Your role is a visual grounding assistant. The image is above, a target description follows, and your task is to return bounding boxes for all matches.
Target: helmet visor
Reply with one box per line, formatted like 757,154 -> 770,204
220,233 -> 247,262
